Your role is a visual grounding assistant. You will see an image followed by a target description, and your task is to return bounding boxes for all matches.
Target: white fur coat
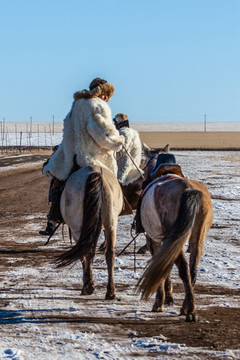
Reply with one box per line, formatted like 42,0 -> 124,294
117,127 -> 143,186
43,98 -> 124,180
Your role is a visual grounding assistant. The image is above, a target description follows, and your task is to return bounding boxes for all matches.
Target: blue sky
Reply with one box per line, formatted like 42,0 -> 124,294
0,0 -> 239,123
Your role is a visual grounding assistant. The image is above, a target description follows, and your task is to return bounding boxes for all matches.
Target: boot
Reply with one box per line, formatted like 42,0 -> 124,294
137,244 -> 148,254
47,181 -> 64,223
39,221 -> 56,236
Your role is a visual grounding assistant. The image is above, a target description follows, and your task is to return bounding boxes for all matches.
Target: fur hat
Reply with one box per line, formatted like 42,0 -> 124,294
113,113 -> 129,130
89,78 -> 107,91
74,77 -> 114,101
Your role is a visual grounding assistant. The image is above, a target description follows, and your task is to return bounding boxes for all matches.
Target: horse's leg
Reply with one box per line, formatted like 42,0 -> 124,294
189,218 -> 208,286
175,251 -> 197,322
146,236 -> 171,312
152,274 -> 173,311
104,224 -> 117,300
81,253 -> 95,295
164,275 -> 173,305
152,282 -> 165,312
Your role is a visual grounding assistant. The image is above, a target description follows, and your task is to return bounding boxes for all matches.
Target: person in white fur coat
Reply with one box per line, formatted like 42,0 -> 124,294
40,78 -> 124,231
113,113 -> 144,186
43,78 -> 124,181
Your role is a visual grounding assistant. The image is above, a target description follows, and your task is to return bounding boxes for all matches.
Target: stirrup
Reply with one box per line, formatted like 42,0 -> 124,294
44,222 -> 61,245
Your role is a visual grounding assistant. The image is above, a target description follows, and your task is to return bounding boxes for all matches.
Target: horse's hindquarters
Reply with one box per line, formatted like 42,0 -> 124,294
141,185 -> 163,243
141,178 -> 189,243
101,167 -> 124,220
60,168 -> 92,240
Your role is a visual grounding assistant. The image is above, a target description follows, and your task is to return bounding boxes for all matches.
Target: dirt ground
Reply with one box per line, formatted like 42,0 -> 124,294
0,153 -> 239,357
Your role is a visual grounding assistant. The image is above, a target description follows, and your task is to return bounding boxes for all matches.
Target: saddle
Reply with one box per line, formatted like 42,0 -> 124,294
135,153 -> 184,233
150,153 -> 184,179
48,157 -> 133,222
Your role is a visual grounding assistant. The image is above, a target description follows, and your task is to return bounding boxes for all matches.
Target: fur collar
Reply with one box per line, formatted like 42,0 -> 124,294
74,82 -> 114,101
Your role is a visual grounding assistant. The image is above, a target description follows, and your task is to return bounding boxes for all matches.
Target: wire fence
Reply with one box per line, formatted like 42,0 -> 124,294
0,120 -> 239,154
0,122 -> 63,154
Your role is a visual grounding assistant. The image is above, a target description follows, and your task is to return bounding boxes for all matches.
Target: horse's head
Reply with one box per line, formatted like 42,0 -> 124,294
143,144 -> 185,186
141,143 -> 170,178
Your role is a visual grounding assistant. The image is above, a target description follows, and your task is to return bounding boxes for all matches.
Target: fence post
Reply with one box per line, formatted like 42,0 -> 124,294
37,124 -> 40,150
20,132 -> 22,153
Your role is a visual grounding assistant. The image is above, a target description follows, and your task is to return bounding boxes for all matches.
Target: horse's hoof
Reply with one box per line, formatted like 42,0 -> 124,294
81,286 -> 95,295
180,307 -> 187,316
165,295 -> 174,306
105,293 -> 116,300
152,305 -> 163,312
185,313 -> 197,322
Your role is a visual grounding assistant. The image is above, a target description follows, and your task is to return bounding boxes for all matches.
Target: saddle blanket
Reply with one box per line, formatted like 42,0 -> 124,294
141,174 -> 181,199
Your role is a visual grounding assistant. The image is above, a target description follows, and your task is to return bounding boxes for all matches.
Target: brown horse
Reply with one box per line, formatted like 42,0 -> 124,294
137,153 -> 213,321
56,165 -> 123,300
121,143 -> 168,210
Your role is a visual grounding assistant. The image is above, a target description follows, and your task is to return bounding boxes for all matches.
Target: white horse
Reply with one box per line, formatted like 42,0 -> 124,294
56,165 -> 123,300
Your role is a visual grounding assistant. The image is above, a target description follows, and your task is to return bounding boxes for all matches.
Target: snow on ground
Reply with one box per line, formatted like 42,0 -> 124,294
0,132 -> 62,148
176,151 -> 240,288
0,151 -> 239,359
0,160 -> 44,173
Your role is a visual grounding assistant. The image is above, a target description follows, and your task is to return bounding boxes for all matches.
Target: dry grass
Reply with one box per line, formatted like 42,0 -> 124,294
139,131 -> 240,149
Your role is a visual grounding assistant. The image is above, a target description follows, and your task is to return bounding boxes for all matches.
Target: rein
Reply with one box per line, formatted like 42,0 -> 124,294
122,144 -> 144,179
117,221 -> 141,272
44,223 -> 73,246
117,233 -> 140,257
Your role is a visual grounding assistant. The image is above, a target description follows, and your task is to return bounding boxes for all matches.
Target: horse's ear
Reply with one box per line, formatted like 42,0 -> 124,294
163,144 -> 170,153
141,142 -> 170,158
141,142 -> 151,158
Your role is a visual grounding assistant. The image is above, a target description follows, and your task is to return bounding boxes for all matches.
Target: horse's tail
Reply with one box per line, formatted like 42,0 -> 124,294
137,189 -> 202,300
56,172 -> 103,267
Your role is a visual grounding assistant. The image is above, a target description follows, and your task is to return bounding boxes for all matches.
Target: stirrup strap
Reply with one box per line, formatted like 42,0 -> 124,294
44,222 -> 61,245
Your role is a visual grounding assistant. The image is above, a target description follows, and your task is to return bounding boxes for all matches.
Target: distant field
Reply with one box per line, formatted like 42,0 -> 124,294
133,121 -> 240,132
2,121 -> 240,133
139,131 -> 240,149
